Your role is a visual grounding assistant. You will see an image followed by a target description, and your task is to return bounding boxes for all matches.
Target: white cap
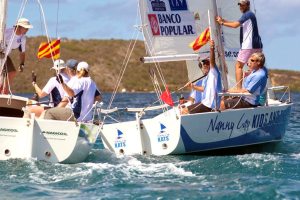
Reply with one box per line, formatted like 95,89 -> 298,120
52,59 -> 65,70
77,61 -> 89,72
16,18 -> 33,29
238,0 -> 250,5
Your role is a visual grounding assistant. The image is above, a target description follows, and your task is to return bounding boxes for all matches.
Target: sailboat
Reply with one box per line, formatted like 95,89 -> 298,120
0,0 -> 99,163
99,0 -> 292,156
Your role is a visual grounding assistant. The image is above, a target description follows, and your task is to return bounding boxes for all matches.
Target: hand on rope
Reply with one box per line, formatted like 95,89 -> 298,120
18,64 -> 24,72
31,71 -> 37,84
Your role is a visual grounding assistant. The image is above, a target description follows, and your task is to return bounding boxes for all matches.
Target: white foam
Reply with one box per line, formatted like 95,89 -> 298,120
291,153 -> 300,159
237,153 -> 279,168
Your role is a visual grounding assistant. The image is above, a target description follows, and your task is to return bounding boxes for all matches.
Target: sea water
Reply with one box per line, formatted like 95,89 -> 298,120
1,93 -> 300,200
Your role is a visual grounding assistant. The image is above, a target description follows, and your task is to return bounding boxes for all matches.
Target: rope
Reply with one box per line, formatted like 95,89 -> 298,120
107,31 -> 140,110
36,0 -> 55,64
107,16 -> 141,110
101,0 -> 141,127
56,0 -> 60,39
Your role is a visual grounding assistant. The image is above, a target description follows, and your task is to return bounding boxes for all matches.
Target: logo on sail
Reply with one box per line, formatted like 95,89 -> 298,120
115,129 -> 126,148
168,0 -> 188,11
150,0 -> 166,11
148,14 -> 161,36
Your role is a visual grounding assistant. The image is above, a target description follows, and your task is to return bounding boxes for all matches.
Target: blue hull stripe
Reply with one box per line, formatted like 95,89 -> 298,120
180,107 -> 291,153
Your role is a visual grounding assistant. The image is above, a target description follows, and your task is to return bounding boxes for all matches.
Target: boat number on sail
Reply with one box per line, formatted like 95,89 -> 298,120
157,123 -> 170,143
114,129 -> 126,148
224,48 -> 239,61
207,110 -> 287,134
147,0 -> 195,37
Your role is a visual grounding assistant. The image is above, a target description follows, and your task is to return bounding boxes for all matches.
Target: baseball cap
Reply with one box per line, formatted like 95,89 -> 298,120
201,58 -> 210,64
238,0 -> 250,5
65,59 -> 78,70
16,18 -> 33,29
77,61 -> 89,72
52,59 -> 65,70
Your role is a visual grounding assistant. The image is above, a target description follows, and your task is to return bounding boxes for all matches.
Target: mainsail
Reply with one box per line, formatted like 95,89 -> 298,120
0,0 -> 7,52
139,0 -> 241,90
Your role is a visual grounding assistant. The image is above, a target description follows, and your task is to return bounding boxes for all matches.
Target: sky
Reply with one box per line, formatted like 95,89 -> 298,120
6,0 -> 300,71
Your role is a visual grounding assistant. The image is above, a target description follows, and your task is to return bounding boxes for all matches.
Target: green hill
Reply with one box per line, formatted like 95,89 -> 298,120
7,37 -> 300,93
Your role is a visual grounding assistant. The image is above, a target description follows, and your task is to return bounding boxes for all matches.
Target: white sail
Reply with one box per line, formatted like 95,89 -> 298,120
0,0 -> 7,51
139,0 -> 242,87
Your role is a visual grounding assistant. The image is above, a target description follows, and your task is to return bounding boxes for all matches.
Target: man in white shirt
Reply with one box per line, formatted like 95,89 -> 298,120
44,61 -> 102,122
0,18 -> 33,94
26,59 -> 69,117
181,40 -> 222,114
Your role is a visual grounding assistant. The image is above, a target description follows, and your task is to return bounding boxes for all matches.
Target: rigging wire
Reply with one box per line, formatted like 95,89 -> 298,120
36,0 -> 57,64
56,0 -> 60,39
106,0 -> 142,111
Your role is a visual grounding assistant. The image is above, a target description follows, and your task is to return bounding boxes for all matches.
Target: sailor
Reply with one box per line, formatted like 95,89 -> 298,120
220,52 -> 268,110
64,59 -> 78,80
216,0 -> 263,89
0,18 -> 33,94
181,40 -> 222,114
43,61 -> 102,122
27,59 -> 69,117
186,59 -> 209,105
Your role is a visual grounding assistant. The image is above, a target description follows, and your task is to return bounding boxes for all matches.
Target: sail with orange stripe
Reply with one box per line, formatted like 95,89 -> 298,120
189,27 -> 210,51
37,39 -> 60,59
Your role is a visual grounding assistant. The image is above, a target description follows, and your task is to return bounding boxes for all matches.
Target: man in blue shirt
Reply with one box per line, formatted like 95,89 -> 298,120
220,52 -> 268,110
187,59 -> 209,104
216,0 -> 263,89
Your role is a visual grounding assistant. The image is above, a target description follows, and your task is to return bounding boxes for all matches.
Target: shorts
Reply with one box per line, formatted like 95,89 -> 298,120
1,56 -> 16,74
43,107 -> 75,121
187,103 -> 213,114
237,49 -> 262,64
224,97 -> 257,109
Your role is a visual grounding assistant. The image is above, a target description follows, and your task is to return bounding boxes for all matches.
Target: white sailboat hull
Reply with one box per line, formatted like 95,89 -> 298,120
100,102 -> 292,156
0,95 -> 99,163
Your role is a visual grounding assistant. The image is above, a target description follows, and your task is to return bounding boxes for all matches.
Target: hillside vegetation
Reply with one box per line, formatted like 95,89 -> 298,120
7,37 -> 300,93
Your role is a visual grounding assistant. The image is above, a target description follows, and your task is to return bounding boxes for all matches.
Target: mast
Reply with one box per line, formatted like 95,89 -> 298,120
211,0 -> 229,90
0,0 -> 7,52
0,0 -> 7,74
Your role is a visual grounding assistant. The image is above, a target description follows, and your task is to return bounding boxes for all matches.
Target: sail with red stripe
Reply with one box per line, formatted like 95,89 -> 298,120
189,27 -> 210,51
37,39 -> 60,59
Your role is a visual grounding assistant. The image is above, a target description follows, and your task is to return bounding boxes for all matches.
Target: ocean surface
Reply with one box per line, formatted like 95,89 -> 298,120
1,92 -> 300,200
